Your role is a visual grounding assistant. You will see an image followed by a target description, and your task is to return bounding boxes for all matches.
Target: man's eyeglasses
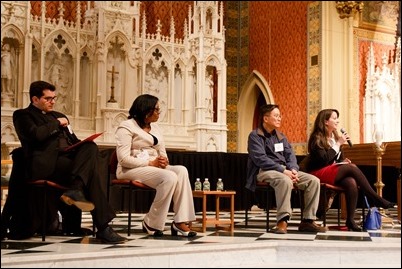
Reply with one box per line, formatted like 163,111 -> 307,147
265,113 -> 282,119
271,114 -> 282,119
42,96 -> 57,102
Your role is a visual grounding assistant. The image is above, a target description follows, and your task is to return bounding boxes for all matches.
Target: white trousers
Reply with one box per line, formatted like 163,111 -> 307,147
117,164 -> 196,230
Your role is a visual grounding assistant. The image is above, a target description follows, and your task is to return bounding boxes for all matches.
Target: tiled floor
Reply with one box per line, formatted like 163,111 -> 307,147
1,208 -> 401,268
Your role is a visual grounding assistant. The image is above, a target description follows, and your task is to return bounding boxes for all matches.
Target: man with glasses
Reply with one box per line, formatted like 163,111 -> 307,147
246,104 -> 327,234
8,80 -> 127,243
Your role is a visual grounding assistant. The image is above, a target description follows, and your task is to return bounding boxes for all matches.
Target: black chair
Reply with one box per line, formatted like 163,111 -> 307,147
245,181 -> 303,232
107,150 -> 155,236
28,180 -> 69,241
5,147 -> 94,242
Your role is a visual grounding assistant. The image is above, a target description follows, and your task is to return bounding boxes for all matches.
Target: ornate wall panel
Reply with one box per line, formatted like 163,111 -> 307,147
225,2 -> 249,152
249,1 -> 309,145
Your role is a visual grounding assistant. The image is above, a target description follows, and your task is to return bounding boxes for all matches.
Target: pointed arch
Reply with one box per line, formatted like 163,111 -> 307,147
172,59 -> 185,124
31,40 -> 41,82
105,31 -> 131,54
43,29 -> 76,55
80,44 -> 95,61
145,44 -> 172,67
205,54 -> 222,71
237,70 -> 274,153
1,24 -> 25,42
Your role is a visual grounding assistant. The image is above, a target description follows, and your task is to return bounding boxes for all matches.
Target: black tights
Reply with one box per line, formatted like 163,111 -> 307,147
334,164 -> 392,224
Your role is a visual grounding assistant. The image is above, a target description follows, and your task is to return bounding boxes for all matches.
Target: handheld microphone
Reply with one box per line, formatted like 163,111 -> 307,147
340,128 -> 353,147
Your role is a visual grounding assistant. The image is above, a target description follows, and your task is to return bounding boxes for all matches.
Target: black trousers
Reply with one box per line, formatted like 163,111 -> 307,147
50,141 -> 115,230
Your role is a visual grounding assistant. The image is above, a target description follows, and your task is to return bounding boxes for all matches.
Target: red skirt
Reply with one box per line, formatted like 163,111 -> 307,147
310,164 -> 339,185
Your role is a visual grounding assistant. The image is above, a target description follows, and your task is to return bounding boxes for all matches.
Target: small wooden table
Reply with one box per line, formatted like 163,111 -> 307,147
192,190 -> 236,233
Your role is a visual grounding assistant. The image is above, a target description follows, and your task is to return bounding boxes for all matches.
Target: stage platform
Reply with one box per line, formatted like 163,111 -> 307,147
1,208 -> 400,268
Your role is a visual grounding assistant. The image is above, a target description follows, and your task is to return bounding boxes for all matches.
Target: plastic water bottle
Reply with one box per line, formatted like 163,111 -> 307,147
194,178 -> 202,191
203,178 -> 210,191
216,178 -> 224,191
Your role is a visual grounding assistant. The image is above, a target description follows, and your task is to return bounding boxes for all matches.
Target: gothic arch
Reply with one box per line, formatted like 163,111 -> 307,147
170,59 -> 186,106
1,24 -> 24,43
43,29 -> 77,56
237,70 -> 274,153
145,44 -> 172,67
1,26 -> 24,108
105,31 -> 131,54
1,123 -> 18,143
80,45 -> 95,61
187,55 -> 197,69
114,112 -> 128,128
31,39 -> 41,83
205,54 -> 222,71
174,59 -> 185,72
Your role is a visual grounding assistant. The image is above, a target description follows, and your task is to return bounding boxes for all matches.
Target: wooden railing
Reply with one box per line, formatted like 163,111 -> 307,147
342,141 -> 401,168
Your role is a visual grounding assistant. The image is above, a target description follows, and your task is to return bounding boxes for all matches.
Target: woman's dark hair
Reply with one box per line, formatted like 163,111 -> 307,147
29,80 -> 56,102
128,94 -> 159,128
258,104 -> 279,126
307,109 -> 340,152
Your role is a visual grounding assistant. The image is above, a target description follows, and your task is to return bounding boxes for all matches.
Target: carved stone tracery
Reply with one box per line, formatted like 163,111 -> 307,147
364,38 -> 401,143
1,1 -> 227,153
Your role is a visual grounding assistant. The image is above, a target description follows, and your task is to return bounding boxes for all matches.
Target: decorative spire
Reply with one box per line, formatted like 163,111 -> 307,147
156,19 -> 162,39
170,16 -> 175,38
58,2 -> 65,20
183,18 -> 188,39
141,10 -> 147,38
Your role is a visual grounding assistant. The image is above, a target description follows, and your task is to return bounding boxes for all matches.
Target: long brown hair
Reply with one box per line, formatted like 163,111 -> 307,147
307,109 -> 340,152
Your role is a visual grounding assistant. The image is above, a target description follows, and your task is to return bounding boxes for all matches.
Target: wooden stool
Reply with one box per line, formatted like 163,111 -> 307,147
192,190 -> 236,233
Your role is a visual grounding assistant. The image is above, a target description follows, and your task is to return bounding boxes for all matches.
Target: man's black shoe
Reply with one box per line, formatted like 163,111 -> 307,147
64,227 -> 94,236
96,226 -> 127,244
60,190 -> 95,212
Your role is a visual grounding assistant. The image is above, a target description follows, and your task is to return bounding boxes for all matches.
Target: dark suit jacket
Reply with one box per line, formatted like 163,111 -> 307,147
11,104 -> 116,234
1,105 -> 83,240
13,104 -> 80,180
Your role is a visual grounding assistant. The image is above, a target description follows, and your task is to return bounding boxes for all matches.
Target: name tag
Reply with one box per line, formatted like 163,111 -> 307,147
274,143 -> 284,152
136,150 -> 150,160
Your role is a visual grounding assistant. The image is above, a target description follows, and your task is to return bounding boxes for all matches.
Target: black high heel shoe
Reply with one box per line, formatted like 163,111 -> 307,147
383,202 -> 397,209
345,221 -> 363,232
171,222 -> 197,237
142,221 -> 164,237
377,198 -> 397,209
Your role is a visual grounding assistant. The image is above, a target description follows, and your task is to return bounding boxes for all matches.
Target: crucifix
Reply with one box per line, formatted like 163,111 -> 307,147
107,65 -> 118,103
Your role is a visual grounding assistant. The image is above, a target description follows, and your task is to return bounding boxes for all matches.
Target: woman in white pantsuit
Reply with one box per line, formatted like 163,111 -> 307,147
115,94 -> 197,237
